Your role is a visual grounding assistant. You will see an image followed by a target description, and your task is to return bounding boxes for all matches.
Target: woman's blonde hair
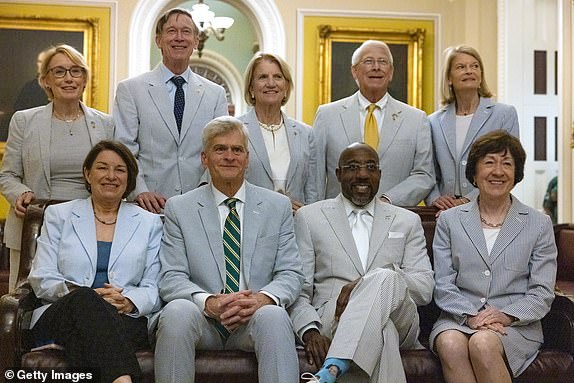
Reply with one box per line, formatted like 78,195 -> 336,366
440,44 -> 492,106
243,52 -> 293,106
39,44 -> 89,100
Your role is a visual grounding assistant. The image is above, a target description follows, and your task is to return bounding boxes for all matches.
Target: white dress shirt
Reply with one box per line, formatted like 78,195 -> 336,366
193,182 -> 279,312
357,92 -> 389,141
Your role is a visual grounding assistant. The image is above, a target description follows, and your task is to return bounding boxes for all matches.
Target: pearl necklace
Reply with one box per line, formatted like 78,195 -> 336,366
258,119 -> 283,133
53,110 -> 81,135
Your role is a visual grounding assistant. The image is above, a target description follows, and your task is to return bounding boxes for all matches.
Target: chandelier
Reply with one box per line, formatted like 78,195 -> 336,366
190,0 -> 235,58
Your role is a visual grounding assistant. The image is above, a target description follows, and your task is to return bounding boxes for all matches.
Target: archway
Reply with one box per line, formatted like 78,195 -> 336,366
128,0 -> 285,76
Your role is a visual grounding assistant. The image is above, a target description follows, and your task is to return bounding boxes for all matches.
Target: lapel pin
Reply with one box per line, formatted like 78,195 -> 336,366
391,111 -> 402,121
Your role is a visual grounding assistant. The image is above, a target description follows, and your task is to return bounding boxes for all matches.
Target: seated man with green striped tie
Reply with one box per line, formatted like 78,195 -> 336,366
155,116 -> 304,383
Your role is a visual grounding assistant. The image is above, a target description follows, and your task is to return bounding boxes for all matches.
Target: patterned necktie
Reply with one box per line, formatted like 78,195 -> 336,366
352,209 -> 370,270
171,76 -> 185,132
364,103 -> 379,149
223,198 -> 241,294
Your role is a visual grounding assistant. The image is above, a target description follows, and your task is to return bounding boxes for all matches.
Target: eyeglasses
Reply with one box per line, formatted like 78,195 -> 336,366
360,58 -> 391,67
339,163 -> 380,172
48,66 -> 85,78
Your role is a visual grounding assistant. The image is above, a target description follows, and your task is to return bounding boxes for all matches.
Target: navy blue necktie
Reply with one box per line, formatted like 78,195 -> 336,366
171,76 -> 185,132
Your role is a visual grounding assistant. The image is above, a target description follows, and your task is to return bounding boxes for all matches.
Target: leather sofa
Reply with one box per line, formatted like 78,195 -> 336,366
555,223 -> 574,296
0,202 -> 573,382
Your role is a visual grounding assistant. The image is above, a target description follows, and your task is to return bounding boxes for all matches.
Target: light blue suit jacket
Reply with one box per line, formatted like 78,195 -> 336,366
159,182 -> 304,307
313,92 -> 434,206
0,102 -> 113,250
426,97 -> 519,204
28,198 -> 163,327
238,109 -> 318,204
113,65 -> 228,199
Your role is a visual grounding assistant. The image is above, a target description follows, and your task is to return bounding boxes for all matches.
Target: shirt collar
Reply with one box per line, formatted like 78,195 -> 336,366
357,91 -> 388,111
159,62 -> 192,85
341,194 -> 376,218
211,182 -> 247,207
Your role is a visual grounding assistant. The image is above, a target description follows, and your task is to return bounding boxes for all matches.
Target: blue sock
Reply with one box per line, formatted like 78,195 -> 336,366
314,358 -> 350,382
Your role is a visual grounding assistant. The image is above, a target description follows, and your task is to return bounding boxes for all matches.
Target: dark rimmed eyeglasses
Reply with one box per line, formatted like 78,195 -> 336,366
48,66 -> 85,78
339,163 -> 380,172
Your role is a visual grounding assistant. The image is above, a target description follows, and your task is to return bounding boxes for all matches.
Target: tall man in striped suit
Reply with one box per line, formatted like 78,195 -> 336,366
155,116 -> 303,383
292,143 -> 434,383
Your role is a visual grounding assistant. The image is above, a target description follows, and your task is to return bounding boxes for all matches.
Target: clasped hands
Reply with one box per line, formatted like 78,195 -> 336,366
466,305 -> 514,335
94,283 -> 135,314
204,290 -> 273,333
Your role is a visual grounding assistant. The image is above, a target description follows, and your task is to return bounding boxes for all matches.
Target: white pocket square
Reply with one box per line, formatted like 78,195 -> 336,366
388,231 -> 404,239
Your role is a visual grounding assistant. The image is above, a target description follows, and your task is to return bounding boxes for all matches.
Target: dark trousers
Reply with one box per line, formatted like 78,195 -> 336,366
33,287 -> 149,383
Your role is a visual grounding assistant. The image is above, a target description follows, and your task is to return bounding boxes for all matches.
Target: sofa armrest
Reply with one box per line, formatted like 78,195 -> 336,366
542,295 -> 574,353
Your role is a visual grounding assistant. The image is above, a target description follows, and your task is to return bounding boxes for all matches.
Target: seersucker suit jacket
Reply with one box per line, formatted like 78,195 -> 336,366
425,97 -> 519,204
0,102 -> 113,251
289,195 -> 434,335
313,92 -> 435,206
28,198 -> 163,328
113,65 -> 228,200
158,182 -> 304,307
238,109 -> 318,204
431,196 -> 557,351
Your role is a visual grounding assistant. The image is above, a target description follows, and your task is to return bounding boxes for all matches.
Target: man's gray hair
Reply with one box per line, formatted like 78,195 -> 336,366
202,116 -> 249,150
351,40 -> 394,66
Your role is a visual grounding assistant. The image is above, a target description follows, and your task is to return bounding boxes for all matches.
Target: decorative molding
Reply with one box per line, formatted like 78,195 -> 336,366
295,9 -> 440,121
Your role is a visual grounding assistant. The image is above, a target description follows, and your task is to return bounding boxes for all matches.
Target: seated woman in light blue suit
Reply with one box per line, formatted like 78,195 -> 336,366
28,141 -> 163,383
238,53 -> 318,212
426,45 -> 519,212
430,131 -> 556,383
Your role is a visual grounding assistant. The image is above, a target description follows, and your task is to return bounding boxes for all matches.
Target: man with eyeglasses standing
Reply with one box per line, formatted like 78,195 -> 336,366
314,40 -> 434,206
294,142 -> 434,383
113,8 -> 228,214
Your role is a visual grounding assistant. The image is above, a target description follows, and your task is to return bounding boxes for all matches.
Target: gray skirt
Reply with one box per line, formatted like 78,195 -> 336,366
429,311 -> 542,377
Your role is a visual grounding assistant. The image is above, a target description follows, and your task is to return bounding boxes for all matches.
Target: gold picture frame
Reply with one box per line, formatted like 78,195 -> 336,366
318,25 -> 425,109
0,2 -> 111,156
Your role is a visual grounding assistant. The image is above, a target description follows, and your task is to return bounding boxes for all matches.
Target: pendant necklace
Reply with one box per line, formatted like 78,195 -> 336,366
53,110 -> 81,135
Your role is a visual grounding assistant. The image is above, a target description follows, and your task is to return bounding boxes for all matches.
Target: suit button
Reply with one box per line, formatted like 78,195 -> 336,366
175,186 -> 181,192
461,160 -> 467,166
484,270 -> 491,276
462,182 -> 468,188
480,297 -> 486,303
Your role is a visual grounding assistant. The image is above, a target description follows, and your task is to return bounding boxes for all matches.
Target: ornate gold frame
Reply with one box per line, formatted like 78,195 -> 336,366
318,25 -> 425,109
0,15 -> 100,155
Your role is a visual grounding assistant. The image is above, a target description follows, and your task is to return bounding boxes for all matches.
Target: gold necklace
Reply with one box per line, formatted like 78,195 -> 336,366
480,215 -> 503,228
258,119 -> 283,133
53,110 -> 81,123
53,110 -> 81,135
94,213 -> 117,226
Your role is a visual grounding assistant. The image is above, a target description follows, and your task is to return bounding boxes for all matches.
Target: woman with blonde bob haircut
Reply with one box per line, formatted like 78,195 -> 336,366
0,44 -> 113,292
425,45 -> 519,213
238,52 -> 318,212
